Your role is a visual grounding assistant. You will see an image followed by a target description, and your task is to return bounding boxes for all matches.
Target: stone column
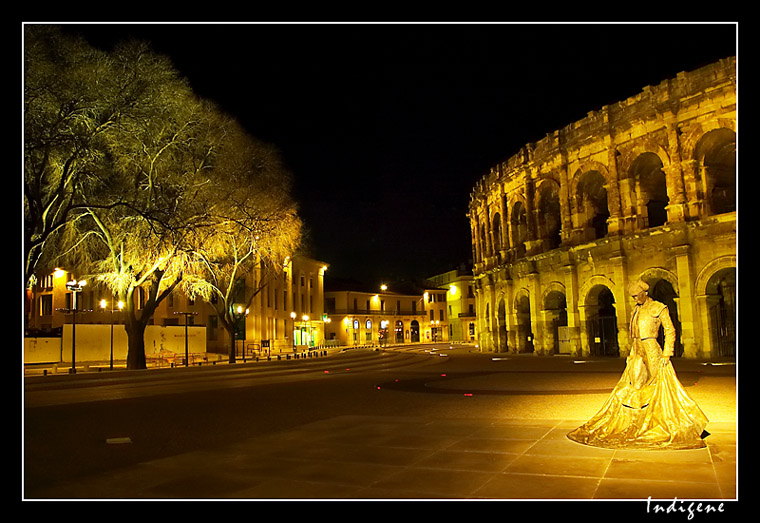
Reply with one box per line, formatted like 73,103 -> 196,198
499,191 -> 509,256
663,115 -> 689,223
605,145 -> 625,236
527,271 -> 542,355
558,151 -> 574,245
673,245 -> 698,358
561,264 -> 582,357
681,159 -> 704,220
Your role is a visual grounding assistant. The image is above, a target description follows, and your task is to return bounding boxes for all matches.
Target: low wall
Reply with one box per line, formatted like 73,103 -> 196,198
24,324 -> 207,364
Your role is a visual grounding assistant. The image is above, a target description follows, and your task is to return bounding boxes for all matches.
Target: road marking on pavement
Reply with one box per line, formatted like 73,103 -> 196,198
106,437 -> 132,444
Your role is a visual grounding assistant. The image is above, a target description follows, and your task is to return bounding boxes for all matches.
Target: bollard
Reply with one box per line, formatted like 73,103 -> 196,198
43,369 -> 47,376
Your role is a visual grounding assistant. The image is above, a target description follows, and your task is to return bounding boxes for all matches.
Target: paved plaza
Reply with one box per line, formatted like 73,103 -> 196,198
26,349 -> 737,501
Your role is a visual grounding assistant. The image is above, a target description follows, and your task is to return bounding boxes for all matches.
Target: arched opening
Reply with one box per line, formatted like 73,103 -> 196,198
706,267 -> 736,357
515,294 -> 533,353
395,320 -> 404,343
696,128 -> 736,216
480,223 -> 489,259
586,285 -> 618,357
538,184 -> 562,250
649,279 -> 683,357
631,152 -> 669,228
544,290 -> 568,354
511,201 -> 528,257
410,320 -> 420,343
492,212 -> 502,253
497,297 -> 508,352
577,171 -> 609,240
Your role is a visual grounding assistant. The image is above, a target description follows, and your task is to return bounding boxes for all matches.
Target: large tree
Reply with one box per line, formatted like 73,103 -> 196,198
180,125 -> 301,363
29,28 -> 302,369
37,32 -> 239,368
24,26 -> 126,286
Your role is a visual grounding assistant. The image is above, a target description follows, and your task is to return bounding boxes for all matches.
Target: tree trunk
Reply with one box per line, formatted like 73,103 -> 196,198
125,318 -> 148,370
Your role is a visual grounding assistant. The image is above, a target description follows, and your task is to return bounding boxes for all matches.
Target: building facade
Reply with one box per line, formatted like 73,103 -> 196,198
469,57 -> 736,359
324,283 -> 453,346
25,255 -> 329,360
157,255 -> 329,355
427,266 -> 477,343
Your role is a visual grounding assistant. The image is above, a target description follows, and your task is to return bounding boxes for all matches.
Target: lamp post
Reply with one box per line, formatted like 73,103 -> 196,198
291,312 -> 297,352
303,314 -> 310,349
230,304 -> 248,363
101,298 -> 124,370
57,279 -> 88,374
174,311 -> 198,367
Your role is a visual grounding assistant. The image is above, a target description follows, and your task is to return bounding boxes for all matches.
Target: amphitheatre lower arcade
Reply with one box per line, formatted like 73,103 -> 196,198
469,57 -> 736,359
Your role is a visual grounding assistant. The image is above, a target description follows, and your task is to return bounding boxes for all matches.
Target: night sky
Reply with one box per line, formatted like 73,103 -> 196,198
55,22 -> 737,288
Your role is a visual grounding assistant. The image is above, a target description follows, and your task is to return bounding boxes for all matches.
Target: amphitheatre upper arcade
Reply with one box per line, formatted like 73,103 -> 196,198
468,56 -> 736,359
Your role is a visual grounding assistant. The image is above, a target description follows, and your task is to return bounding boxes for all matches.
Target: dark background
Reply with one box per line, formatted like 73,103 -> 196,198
56,22 -> 737,288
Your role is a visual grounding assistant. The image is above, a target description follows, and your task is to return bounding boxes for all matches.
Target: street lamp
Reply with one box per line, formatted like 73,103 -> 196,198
56,279 -> 88,374
101,298 -> 124,370
290,311 -> 297,352
230,304 -> 248,363
174,311 -> 198,367
303,315 -> 310,349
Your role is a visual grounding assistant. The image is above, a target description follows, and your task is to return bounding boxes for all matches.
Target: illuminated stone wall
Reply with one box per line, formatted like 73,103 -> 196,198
469,57 -> 736,359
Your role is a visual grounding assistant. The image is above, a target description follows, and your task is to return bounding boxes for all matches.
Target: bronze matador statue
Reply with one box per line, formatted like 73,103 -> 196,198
567,280 -> 709,449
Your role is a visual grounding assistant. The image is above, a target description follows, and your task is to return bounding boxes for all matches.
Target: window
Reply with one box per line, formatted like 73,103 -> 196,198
40,295 -> 52,316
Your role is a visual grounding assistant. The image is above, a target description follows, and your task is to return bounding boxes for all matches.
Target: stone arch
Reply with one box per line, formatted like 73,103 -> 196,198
570,160 -> 612,199
496,294 -> 508,352
579,275 -> 621,357
478,219 -> 489,259
492,211 -> 503,253
536,178 -> 563,250
695,255 -> 736,297
510,197 -> 528,257
584,284 -> 619,357
513,287 -> 533,353
694,128 -> 736,216
542,282 -> 568,354
627,152 -> 670,228
575,169 -> 610,240
637,267 -> 679,296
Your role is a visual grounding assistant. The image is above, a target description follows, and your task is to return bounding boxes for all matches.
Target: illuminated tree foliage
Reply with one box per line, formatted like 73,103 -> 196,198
24,26 -> 126,285
25,26 -> 301,369
181,126 -> 301,362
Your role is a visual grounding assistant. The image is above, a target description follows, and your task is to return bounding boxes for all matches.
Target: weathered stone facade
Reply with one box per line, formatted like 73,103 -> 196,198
469,57 -> 736,359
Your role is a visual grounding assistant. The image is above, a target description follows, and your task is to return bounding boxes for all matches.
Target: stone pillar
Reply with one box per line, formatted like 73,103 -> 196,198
558,151 -> 574,246
681,159 -> 704,220
606,146 -> 625,236
695,294 -> 714,358
610,251 -> 631,358
561,264 -> 582,357
527,271 -> 543,355
673,245 -> 699,358
663,115 -> 689,223
500,192 -> 509,253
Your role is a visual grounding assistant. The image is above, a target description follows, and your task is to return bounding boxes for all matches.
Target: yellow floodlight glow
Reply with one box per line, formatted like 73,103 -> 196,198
449,284 -> 458,296
380,284 -> 387,291
53,268 -> 65,278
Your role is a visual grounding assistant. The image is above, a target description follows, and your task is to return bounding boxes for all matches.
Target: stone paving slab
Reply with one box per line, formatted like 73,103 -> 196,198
28,414 -> 737,500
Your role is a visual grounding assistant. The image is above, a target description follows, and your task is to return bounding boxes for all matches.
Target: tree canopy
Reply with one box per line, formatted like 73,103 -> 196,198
24,25 -> 301,368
